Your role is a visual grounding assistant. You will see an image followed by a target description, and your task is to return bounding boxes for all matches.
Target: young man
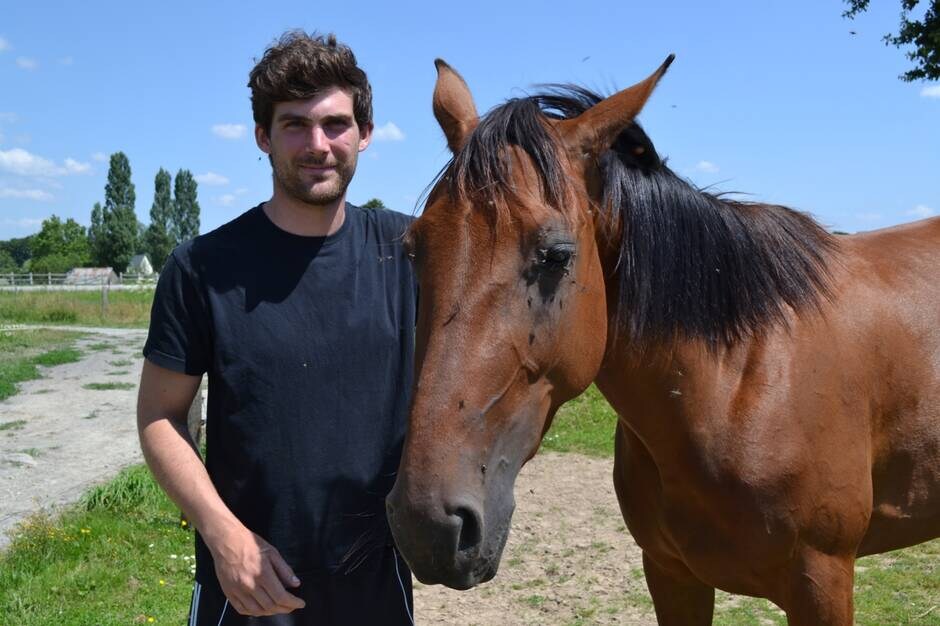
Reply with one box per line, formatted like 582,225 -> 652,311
137,32 -> 417,625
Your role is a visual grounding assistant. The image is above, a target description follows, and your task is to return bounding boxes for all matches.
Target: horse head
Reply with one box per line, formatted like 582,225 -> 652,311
386,56 -> 673,589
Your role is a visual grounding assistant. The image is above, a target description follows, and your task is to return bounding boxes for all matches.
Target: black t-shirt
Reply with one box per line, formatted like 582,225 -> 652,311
143,203 -> 417,582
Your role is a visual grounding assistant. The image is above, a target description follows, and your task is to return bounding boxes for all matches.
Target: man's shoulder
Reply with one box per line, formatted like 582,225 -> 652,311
349,203 -> 415,243
169,205 -> 262,271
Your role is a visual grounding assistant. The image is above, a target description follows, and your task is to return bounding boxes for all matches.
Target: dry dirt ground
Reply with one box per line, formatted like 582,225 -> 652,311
0,327 -> 658,624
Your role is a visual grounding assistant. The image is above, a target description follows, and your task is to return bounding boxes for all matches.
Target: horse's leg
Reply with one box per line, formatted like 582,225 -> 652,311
642,551 -> 715,625
784,548 -> 855,626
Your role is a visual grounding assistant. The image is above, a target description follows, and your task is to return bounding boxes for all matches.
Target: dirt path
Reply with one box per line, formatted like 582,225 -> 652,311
0,326 -> 656,623
0,327 -> 149,548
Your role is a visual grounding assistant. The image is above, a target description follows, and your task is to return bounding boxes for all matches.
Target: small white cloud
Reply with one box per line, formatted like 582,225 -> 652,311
855,212 -> 883,222
693,160 -> 720,174
91,152 -> 107,162
0,112 -> 16,123
0,37 -> 9,52
0,217 -> 46,229
16,57 -> 38,71
64,157 -> 91,174
0,148 -> 89,177
217,194 -> 237,206
195,171 -> 229,186
0,188 -> 53,201
234,187 -> 249,195
373,122 -> 405,142
906,204 -> 935,219
58,56 -> 74,66
211,124 -> 246,140
920,85 -> 940,99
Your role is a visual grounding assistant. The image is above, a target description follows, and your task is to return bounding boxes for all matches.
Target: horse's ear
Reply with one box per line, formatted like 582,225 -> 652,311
559,54 -> 674,158
433,59 -> 479,153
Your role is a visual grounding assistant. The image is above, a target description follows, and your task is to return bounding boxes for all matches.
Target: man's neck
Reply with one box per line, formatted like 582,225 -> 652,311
263,188 -> 347,237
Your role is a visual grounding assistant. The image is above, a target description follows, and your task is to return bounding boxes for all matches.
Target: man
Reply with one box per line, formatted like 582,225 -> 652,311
137,31 -> 417,625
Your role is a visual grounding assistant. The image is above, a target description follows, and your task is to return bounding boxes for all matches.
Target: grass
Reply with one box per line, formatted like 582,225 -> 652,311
0,328 -> 85,401
0,420 -> 27,431
82,382 -> 136,391
0,288 -> 154,328
540,384 -> 617,457
0,465 -> 193,625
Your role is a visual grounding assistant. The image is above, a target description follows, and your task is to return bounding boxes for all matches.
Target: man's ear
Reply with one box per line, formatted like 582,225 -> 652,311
255,124 -> 271,155
358,122 -> 373,152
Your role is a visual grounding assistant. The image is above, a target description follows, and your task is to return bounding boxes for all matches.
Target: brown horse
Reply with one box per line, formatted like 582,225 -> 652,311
385,56 -> 940,624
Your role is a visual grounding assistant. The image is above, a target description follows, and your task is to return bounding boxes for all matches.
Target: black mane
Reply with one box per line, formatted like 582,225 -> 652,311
439,86 -> 837,347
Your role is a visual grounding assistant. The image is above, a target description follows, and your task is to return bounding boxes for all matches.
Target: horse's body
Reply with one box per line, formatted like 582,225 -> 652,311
386,58 -> 940,624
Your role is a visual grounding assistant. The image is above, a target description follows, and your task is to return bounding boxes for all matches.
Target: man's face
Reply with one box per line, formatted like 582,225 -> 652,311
256,87 -> 372,207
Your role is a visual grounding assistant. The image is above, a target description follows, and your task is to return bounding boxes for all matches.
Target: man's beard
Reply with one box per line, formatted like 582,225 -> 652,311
270,151 -> 356,207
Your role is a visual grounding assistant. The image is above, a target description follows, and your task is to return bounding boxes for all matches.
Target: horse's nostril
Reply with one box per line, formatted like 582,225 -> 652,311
455,506 -> 483,553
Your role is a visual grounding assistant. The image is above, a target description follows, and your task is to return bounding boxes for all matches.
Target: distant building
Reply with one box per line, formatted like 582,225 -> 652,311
127,254 -> 154,276
64,267 -> 119,285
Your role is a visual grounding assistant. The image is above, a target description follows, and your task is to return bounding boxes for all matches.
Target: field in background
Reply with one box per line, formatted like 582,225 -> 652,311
0,289 -> 154,328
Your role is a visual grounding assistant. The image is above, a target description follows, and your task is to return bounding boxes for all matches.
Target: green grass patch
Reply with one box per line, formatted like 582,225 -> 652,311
85,343 -> 112,351
0,465 -> 194,625
82,382 -> 136,391
0,289 -> 154,328
107,370 -> 130,376
108,360 -> 133,367
0,420 -> 27,432
0,329 -> 85,401
540,384 -> 617,457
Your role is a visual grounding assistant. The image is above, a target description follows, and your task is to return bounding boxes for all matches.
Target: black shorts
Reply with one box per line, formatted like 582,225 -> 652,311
188,547 -> 414,626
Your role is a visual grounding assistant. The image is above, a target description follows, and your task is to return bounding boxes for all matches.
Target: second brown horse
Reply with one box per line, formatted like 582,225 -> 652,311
385,57 -> 940,624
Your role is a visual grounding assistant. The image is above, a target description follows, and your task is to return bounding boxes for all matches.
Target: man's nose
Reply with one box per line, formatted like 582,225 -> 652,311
307,126 -> 330,153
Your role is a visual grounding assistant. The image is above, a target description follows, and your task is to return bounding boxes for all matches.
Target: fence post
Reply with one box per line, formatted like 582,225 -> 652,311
29,272 -> 33,285
100,281 -> 109,317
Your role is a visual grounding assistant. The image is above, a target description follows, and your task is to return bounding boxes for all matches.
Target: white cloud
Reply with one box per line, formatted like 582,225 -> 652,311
217,194 -> 237,206
906,204 -> 935,219
211,124 -> 246,140
0,148 -> 90,177
0,188 -> 53,201
195,171 -> 229,186
64,158 -> 91,174
373,122 -> 405,142
0,37 -> 9,52
693,160 -> 720,174
91,152 -> 107,162
920,85 -> 940,99
16,57 -> 38,71
0,112 -> 16,124
234,187 -> 249,195
58,56 -> 74,66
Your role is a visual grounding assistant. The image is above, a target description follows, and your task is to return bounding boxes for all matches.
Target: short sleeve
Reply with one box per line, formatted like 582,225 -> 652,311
143,253 -> 212,375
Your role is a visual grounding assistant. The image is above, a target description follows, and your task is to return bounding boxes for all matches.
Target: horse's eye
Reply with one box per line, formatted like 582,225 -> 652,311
537,245 -> 575,270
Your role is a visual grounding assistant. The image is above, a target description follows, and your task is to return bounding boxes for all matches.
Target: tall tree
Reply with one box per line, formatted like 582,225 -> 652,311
30,216 -> 92,273
102,152 -> 139,271
172,169 -> 200,244
88,202 -> 106,265
144,168 -> 174,271
0,236 -> 33,268
0,249 -> 17,274
844,0 -> 940,81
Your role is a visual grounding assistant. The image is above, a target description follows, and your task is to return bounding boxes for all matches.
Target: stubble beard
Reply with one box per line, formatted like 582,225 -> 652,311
271,151 -> 357,208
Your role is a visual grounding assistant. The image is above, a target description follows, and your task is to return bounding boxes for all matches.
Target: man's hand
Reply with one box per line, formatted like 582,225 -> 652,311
210,525 -> 306,616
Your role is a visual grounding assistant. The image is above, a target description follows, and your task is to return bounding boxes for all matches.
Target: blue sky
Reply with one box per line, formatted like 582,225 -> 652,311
1,0 -> 937,241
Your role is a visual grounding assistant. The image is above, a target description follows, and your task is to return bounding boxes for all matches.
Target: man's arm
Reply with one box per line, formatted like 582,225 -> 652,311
137,359 -> 305,616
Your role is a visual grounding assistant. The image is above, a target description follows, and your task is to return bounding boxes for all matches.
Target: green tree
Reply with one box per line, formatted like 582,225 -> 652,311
101,152 -> 139,271
88,202 -> 106,265
0,249 -> 17,274
844,0 -> 940,81
361,198 -> 387,209
0,236 -> 34,268
172,169 -> 200,244
144,168 -> 175,271
30,215 -> 91,272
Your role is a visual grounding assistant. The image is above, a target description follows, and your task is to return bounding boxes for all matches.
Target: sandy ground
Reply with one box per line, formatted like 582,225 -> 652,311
0,327 -> 149,548
0,326 -> 656,624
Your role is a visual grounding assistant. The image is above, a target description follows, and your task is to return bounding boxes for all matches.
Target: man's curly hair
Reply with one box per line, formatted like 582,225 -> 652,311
248,31 -> 373,134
